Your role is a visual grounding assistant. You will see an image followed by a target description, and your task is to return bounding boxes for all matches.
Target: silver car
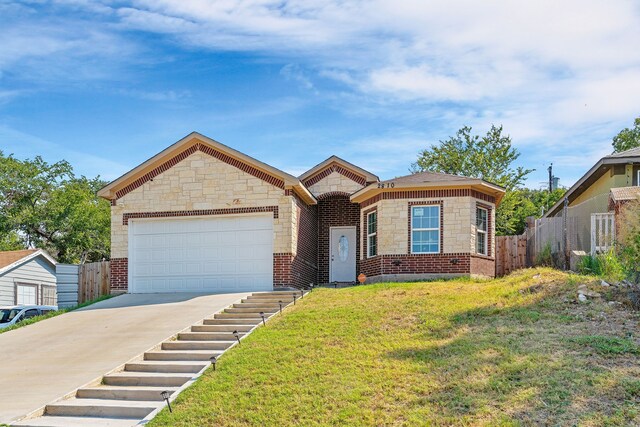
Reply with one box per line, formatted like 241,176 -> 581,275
0,305 -> 58,329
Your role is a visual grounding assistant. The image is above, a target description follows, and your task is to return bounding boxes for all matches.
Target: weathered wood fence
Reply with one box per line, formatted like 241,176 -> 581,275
78,260 -> 110,304
495,235 -> 527,277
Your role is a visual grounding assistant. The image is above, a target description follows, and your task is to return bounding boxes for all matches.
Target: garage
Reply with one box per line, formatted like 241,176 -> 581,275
128,214 -> 273,293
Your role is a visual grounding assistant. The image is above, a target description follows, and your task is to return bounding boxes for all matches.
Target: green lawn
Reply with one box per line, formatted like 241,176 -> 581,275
150,269 -> 640,426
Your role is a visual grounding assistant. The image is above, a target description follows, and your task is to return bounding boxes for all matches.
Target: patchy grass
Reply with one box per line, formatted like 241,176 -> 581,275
0,294 -> 115,335
149,269 -> 640,426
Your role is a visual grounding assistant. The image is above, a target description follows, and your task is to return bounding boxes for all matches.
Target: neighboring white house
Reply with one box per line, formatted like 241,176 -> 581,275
0,250 -> 57,306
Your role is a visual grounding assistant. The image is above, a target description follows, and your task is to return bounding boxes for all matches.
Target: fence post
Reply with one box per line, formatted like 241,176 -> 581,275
563,198 -> 569,269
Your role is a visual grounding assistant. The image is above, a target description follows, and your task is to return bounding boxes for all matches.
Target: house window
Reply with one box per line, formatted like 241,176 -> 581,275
16,283 -> 37,305
41,285 -> 56,306
411,205 -> 440,254
367,211 -> 377,257
476,207 -> 488,255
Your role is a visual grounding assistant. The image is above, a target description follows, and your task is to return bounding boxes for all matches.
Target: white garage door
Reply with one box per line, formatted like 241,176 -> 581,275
129,215 -> 273,293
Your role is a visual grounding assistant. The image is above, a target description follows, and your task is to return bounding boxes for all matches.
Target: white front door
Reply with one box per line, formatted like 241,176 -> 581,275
129,214 -> 273,293
329,226 -> 356,282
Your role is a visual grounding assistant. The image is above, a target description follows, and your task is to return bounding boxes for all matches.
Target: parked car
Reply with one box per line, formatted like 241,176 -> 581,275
0,305 -> 58,329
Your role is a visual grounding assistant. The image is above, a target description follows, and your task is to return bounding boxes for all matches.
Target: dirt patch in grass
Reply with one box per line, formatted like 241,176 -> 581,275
149,269 -> 640,426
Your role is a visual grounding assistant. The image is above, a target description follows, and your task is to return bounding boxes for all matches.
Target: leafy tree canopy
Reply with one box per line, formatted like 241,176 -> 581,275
411,125 -> 533,190
411,125 -> 565,235
0,151 -> 110,263
612,117 -> 640,153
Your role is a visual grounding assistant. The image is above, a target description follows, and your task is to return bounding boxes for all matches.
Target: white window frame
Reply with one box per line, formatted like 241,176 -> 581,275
366,211 -> 377,258
15,282 -> 38,305
476,207 -> 488,256
410,205 -> 441,254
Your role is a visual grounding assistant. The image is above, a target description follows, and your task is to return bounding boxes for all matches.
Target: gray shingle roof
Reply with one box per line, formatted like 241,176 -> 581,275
380,171 -> 471,184
606,147 -> 640,158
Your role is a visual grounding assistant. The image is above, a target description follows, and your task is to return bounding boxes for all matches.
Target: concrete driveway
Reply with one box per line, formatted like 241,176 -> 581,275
0,292 -> 251,424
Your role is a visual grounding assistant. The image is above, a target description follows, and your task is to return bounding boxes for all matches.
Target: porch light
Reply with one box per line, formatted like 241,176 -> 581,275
260,311 -> 266,326
160,390 -> 172,413
233,330 -> 240,344
210,356 -> 217,371
279,300 -> 283,313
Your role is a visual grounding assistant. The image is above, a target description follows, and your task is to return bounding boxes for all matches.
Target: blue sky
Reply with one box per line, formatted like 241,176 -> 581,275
1,1 -> 639,188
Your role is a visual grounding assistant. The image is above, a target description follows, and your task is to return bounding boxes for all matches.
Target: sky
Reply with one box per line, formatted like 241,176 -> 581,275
1,0 -> 639,189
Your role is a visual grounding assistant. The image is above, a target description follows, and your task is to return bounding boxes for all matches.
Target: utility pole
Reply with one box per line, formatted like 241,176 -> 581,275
548,163 -> 553,193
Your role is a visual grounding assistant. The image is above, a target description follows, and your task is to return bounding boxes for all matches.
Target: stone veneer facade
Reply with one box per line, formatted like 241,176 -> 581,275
109,148 -> 313,291
106,139 -> 498,291
359,192 -> 496,281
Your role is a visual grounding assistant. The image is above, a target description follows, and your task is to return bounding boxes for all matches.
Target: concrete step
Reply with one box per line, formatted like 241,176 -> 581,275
203,318 -> 261,325
252,291 -> 305,296
125,361 -> 207,373
214,312 -> 263,319
178,332 -> 241,342
233,303 -> 280,309
224,307 -> 277,314
245,295 -> 295,301
145,350 -> 222,361
76,385 -> 178,401
45,398 -> 158,418
103,372 -> 193,387
163,340 -> 234,351
14,415 -> 142,426
191,324 -> 254,332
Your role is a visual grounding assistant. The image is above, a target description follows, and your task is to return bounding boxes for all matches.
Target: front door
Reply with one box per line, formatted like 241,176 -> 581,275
329,226 -> 356,282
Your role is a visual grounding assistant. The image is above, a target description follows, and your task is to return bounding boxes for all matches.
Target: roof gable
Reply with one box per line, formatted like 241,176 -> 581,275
299,156 -> 379,188
545,150 -> 640,217
0,249 -> 56,276
98,132 -> 316,204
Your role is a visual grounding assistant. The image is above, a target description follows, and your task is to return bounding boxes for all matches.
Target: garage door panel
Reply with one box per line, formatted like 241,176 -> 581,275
130,215 -> 273,293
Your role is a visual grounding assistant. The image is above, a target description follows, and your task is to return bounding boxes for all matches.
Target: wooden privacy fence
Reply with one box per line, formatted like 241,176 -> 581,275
78,260 -> 110,303
495,235 -> 527,277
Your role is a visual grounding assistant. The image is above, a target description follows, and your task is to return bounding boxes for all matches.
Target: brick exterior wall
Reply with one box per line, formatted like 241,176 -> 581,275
317,193 -> 361,283
290,194 -> 318,288
110,258 -> 128,293
122,206 -> 279,225
470,255 -> 495,278
360,253 -> 471,277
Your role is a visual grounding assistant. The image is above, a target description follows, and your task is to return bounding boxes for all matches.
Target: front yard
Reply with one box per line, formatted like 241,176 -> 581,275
150,269 -> 640,426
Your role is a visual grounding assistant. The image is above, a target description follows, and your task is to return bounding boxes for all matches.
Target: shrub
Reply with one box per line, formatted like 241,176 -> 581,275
617,199 -> 640,283
576,249 -> 625,283
535,243 -> 553,267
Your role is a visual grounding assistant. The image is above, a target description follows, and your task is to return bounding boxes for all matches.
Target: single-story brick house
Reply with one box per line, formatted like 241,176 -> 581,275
98,132 -> 504,293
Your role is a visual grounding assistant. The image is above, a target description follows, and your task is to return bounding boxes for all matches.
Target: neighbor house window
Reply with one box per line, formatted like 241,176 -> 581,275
41,285 -> 56,306
476,207 -> 488,255
16,283 -> 37,305
367,211 -> 377,257
411,205 -> 440,254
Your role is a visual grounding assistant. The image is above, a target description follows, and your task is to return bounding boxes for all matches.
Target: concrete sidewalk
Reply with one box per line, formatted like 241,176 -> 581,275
0,292 -> 250,423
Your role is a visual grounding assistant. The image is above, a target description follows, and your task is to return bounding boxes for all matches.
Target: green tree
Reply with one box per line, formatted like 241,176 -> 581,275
412,125 -> 533,190
412,125 -> 536,235
498,188 -> 566,235
0,151 -> 110,263
612,117 -> 640,153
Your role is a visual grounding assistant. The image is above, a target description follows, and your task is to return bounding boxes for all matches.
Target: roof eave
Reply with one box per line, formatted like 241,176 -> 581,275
299,155 -> 379,183
350,180 -> 505,205
98,132 -> 302,200
0,250 -> 57,277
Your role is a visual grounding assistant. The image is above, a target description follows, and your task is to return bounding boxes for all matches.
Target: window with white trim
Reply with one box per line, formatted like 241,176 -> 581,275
476,207 -> 488,255
411,205 -> 440,254
16,283 -> 37,305
367,211 -> 377,257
